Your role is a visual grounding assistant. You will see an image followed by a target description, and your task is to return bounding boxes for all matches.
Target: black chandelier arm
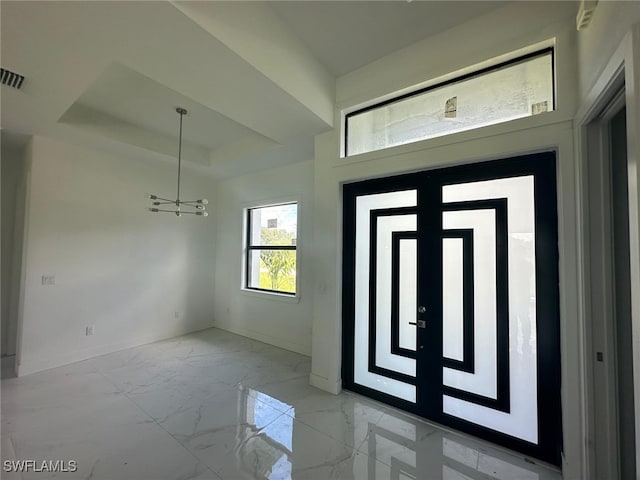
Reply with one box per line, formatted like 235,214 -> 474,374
149,208 -> 179,213
182,205 -> 205,212
177,210 -> 206,216
149,206 -> 205,213
174,201 -> 203,208
149,200 -> 205,209
179,206 -> 206,211
149,209 -> 207,216
147,194 -> 173,202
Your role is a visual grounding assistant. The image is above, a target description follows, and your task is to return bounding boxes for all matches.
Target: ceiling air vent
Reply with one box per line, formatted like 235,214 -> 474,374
1,68 -> 25,89
576,0 -> 598,31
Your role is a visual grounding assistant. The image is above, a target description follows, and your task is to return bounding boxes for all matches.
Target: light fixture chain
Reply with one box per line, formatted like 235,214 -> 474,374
176,108 -> 183,204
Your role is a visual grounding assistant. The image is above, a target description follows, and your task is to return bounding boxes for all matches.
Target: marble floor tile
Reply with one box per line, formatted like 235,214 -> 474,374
359,408 -> 561,480
245,376 -> 315,412
5,387 -> 218,480
1,328 -> 562,480
125,377 -> 238,425
245,377 -> 385,450
1,368 -> 119,436
204,412 -> 365,480
1,435 -> 21,480
159,385 -> 286,440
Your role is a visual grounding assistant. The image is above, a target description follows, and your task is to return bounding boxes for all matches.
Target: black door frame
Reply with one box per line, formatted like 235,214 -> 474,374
341,152 -> 562,465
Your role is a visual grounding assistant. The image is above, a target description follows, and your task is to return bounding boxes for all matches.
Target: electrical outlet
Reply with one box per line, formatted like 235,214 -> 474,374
85,326 -> 94,336
174,311 -> 180,319
41,275 -> 55,285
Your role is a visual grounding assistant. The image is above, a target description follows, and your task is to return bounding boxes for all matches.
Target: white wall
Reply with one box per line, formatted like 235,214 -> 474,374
213,160 -> 313,356
309,1 -> 585,477
16,136 -> 217,376
1,141 -> 27,357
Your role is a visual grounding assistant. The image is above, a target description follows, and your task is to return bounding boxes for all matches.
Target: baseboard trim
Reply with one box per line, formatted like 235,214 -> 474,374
212,321 -> 311,357
309,372 -> 342,394
16,323 -> 213,377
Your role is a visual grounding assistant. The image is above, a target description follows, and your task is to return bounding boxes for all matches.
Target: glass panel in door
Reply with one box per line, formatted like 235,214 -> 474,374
342,152 -> 561,465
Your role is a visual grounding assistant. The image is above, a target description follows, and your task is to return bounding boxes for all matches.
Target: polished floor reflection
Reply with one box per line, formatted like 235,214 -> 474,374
1,328 -> 561,479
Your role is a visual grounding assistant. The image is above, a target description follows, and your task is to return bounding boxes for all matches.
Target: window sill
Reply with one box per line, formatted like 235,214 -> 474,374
240,288 -> 301,304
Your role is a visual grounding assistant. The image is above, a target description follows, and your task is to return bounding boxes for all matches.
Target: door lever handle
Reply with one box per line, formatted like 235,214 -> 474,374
408,322 -> 417,325
409,321 -> 427,328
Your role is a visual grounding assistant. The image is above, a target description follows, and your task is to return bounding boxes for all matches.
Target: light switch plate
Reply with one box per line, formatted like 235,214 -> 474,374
41,275 -> 55,285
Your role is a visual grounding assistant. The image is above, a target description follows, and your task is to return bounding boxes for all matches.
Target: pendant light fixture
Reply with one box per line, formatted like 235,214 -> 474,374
147,107 -> 208,217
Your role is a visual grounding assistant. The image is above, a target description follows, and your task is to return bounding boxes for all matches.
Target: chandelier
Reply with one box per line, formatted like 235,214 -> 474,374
147,107 -> 208,217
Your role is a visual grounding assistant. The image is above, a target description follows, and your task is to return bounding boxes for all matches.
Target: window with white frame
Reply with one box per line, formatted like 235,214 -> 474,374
344,48 -> 555,157
245,202 -> 298,295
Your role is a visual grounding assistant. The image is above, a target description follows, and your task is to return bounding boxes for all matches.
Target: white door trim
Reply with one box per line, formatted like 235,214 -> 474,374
574,23 -> 640,480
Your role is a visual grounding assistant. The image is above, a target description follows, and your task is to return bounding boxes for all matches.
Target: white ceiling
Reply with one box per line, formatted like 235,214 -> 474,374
269,1 -> 507,76
0,0 -> 513,178
67,64 -> 268,151
59,63 -> 276,166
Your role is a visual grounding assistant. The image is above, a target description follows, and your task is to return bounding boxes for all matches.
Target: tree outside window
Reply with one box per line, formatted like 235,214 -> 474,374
245,203 -> 297,295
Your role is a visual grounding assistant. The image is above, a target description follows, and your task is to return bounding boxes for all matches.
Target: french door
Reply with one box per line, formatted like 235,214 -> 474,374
342,152 -> 561,465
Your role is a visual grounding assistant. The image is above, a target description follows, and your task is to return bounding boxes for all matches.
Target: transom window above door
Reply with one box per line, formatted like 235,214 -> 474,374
344,47 -> 555,157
